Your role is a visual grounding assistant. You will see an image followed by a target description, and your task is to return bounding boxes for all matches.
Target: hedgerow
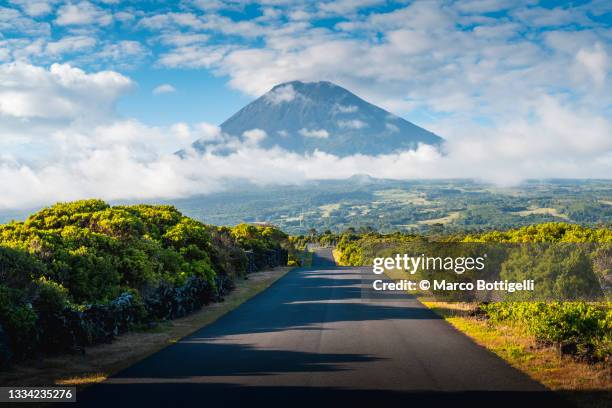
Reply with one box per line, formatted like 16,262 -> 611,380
0,200 -> 289,366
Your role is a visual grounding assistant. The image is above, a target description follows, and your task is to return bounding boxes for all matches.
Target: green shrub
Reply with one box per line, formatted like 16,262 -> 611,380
33,277 -> 70,313
480,301 -> 611,361
231,224 -> 288,270
0,246 -> 47,289
0,200 -> 290,364
0,285 -> 38,360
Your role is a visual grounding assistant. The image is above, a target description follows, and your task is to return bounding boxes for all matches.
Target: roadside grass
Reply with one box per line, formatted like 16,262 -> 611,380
422,301 -> 611,408
0,267 -> 292,389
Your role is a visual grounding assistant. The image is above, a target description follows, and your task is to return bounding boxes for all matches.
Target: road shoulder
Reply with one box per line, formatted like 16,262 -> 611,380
422,301 -> 611,408
0,267 -> 293,389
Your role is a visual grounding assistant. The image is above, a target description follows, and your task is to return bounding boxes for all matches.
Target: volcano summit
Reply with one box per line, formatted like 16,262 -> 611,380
191,81 -> 443,156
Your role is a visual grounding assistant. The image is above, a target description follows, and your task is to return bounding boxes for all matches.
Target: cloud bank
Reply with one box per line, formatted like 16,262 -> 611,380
0,1 -> 610,209
0,61 -> 610,210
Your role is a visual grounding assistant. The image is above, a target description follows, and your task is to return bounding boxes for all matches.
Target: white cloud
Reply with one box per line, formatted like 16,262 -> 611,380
385,29 -> 433,54
337,119 -> 367,129
158,33 -> 210,46
193,122 -> 224,142
0,62 -> 132,120
512,6 -> 588,28
0,2 -> 611,210
299,128 -> 329,138
55,1 -> 112,26
115,11 -> 135,23
172,0 -> 609,139
191,0 -> 231,11
574,43 -> 609,85
385,123 -> 399,132
265,83 -> 297,104
0,6 -> 50,36
138,12 -> 203,30
3,108 -> 610,210
318,0 -> 385,15
9,0 -> 57,17
0,62 -> 609,211
158,44 -> 232,68
45,36 -> 96,56
242,128 -> 267,144
95,41 -> 148,65
153,84 -> 176,95
455,0 -> 518,13
334,104 -> 358,113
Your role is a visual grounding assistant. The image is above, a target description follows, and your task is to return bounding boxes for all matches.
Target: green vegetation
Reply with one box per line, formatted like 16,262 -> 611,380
463,222 -> 612,243
423,301 -> 610,408
331,222 -> 612,363
329,223 -> 611,300
129,179 -> 612,235
0,200 -> 290,366
479,302 -> 611,362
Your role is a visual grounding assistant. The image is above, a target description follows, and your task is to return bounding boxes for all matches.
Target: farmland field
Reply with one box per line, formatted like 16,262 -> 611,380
161,179 -> 612,234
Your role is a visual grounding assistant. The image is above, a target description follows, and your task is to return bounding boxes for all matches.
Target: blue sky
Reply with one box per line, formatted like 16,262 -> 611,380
116,69 -> 252,126
0,0 -> 611,208
3,0 -> 610,125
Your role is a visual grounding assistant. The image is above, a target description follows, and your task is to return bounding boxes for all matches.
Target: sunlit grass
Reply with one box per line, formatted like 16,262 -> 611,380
423,301 -> 611,408
57,373 -> 107,386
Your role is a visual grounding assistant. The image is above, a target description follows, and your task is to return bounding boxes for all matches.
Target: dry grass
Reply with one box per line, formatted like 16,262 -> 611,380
511,207 -> 569,219
417,212 -> 461,225
373,189 -> 432,205
319,203 -> 341,217
0,267 -> 292,389
423,301 -> 611,408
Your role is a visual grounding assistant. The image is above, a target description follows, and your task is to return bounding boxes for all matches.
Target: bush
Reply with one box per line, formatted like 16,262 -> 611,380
0,285 -> 38,360
33,277 -> 70,317
143,277 -> 215,320
231,224 -> 288,271
0,202 -> 224,304
0,200 -> 290,364
0,246 -> 47,289
480,302 -> 611,362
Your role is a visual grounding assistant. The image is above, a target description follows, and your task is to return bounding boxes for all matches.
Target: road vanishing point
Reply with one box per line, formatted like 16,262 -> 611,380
77,248 -> 574,408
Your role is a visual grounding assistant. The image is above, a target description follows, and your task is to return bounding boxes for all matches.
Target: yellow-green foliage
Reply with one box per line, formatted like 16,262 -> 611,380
231,223 -> 287,250
463,222 -> 612,243
230,224 -> 289,269
333,223 -> 609,298
0,200 -> 260,305
330,223 -> 611,361
0,201 -> 291,362
335,231 -> 423,266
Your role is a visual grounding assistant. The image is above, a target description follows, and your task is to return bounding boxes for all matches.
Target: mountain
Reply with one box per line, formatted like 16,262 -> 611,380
191,80 -> 443,156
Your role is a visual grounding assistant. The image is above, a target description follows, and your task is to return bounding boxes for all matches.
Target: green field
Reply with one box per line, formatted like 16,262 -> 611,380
166,179 -> 612,234
3,179 -> 610,235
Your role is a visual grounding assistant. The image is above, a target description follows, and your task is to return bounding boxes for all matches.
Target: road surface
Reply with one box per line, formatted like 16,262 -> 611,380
77,248 -> 573,407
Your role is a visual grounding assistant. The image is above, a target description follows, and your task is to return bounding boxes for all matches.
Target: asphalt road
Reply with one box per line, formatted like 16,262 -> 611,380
76,248 -> 573,408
